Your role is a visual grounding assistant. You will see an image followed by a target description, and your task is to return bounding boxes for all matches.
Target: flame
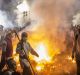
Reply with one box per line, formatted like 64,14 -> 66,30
36,66 -> 42,71
33,43 -> 51,62
28,29 -> 61,63
67,56 -> 76,64
12,27 -> 62,72
17,0 -> 30,13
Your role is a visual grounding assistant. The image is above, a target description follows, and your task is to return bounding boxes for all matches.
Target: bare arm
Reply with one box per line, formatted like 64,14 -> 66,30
28,43 -> 39,57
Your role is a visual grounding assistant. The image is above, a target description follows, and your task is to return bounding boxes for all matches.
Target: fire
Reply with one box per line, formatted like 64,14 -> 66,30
67,56 -> 72,60
17,0 -> 30,13
67,56 -> 76,64
13,54 -> 19,63
36,66 -> 42,71
36,61 -> 45,71
28,29 -> 61,64
12,27 -> 62,72
34,43 -> 51,62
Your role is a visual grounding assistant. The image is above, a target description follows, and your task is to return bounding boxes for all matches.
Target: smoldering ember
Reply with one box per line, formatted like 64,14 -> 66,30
0,0 -> 80,75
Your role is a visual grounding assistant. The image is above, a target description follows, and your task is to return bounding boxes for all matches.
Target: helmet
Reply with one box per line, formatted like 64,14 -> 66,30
21,32 -> 28,38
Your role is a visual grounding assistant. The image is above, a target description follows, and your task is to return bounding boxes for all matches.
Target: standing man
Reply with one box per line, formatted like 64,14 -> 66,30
16,32 -> 39,75
72,25 -> 80,75
0,25 -> 5,46
0,30 -> 16,73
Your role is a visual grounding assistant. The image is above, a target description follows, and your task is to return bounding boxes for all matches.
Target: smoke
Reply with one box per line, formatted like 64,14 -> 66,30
0,10 -> 15,28
0,0 -> 38,30
0,0 -> 80,52
0,0 -> 19,29
30,0 -> 80,52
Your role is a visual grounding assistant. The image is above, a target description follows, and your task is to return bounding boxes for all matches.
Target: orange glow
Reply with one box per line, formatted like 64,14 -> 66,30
33,43 -> 51,62
12,27 -> 62,72
67,56 -> 76,64
36,66 -> 42,71
35,61 -> 44,71
28,28 -> 61,63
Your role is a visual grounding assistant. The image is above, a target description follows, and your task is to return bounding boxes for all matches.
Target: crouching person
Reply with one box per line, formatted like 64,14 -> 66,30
16,32 -> 39,75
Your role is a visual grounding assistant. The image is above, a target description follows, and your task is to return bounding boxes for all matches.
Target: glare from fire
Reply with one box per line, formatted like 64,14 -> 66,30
67,56 -> 76,64
12,30 -> 62,72
34,43 -> 51,62
36,66 -> 42,71
72,60 -> 76,63
28,30 -> 61,64
17,0 -> 30,13
36,62 -> 45,71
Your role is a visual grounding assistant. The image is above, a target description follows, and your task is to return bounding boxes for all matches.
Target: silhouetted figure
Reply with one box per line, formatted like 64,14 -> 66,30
16,32 -> 39,75
72,25 -> 80,75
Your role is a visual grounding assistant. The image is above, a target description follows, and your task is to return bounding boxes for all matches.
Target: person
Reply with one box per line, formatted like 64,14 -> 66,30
72,25 -> 80,75
0,25 -> 6,46
0,30 -> 17,73
16,32 -> 39,75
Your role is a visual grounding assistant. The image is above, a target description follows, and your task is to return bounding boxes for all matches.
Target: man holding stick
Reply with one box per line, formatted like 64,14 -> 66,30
16,32 -> 39,75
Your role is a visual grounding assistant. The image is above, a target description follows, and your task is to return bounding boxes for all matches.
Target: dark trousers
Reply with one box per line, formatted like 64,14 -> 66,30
76,52 -> 80,75
23,66 -> 33,75
20,58 -> 33,75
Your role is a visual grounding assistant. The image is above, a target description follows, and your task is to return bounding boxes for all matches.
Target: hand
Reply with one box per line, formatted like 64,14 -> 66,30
20,51 -> 25,56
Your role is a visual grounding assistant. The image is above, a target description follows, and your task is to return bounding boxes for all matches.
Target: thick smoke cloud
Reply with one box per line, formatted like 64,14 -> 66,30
31,0 -> 80,51
0,0 -> 80,51
0,0 -> 19,28
0,10 -> 15,28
